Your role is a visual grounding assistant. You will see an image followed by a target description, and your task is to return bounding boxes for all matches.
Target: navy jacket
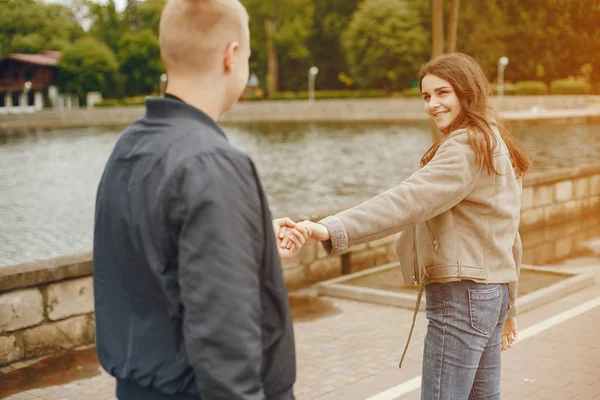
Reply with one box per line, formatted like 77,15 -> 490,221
93,97 -> 296,400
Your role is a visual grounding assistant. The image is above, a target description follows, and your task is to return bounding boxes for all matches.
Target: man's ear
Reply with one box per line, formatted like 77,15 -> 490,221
224,42 -> 240,73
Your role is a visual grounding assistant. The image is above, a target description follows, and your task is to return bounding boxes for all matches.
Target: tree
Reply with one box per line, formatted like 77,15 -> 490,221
87,0 -> 127,55
455,0 -> 506,79
341,0 -> 429,90
11,33 -> 45,54
245,0 -> 314,96
118,30 -> 163,95
58,37 -> 119,99
307,0 -> 360,90
0,0 -> 83,57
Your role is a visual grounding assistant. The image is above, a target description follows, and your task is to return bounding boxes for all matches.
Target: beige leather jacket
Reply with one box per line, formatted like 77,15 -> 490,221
320,126 -> 522,321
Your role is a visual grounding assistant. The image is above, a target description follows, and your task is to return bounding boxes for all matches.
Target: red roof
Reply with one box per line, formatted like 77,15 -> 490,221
5,50 -> 61,66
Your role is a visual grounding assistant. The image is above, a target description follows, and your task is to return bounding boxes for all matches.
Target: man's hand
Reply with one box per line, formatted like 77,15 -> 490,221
501,316 -> 518,352
281,220 -> 330,249
272,218 -> 309,259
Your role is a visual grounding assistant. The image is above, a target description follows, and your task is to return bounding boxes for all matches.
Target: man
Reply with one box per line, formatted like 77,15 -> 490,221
93,1 -> 305,398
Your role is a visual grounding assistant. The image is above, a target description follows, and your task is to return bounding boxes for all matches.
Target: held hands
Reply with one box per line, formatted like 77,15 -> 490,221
501,316 -> 518,352
272,219 -> 330,259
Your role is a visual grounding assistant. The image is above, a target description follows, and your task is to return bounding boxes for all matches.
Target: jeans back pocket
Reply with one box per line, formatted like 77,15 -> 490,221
468,285 -> 502,335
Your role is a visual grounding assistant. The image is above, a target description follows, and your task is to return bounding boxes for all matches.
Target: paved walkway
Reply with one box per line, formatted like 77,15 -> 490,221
3,271 -> 600,400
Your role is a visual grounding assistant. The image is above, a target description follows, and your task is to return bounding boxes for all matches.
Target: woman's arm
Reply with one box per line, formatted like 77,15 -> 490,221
320,129 -> 482,256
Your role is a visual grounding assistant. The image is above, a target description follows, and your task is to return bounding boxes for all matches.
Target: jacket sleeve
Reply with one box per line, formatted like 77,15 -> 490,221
320,129 -> 482,256
172,151 -> 265,400
507,231 -> 522,318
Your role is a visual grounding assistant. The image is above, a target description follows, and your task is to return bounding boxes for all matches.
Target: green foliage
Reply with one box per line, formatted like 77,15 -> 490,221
550,79 -> 592,95
271,90 -> 389,100
341,0 -> 429,90
11,33 -> 45,54
87,0 -> 127,54
402,87 -> 423,97
490,83 -> 516,96
307,0 -> 360,90
94,95 -> 148,107
118,30 -> 163,95
0,0 -> 83,57
58,37 -> 119,98
456,0 -> 506,80
245,0 -> 315,91
513,81 -> 549,96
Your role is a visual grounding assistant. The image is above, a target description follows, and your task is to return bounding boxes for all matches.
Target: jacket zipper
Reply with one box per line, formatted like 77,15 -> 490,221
426,221 -> 440,252
412,226 -> 419,285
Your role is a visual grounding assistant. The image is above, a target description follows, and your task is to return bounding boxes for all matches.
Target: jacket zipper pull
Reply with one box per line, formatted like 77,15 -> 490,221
432,240 -> 440,252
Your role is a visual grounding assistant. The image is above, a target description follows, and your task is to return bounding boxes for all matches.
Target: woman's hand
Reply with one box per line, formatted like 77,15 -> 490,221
501,316 -> 518,351
272,218 -> 309,259
280,220 -> 330,249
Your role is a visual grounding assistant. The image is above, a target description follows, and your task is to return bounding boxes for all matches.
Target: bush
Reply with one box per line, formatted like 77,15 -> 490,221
94,96 -> 147,107
402,87 -> 422,97
513,81 -> 549,95
550,79 -> 592,95
271,90 -> 388,100
490,83 -> 516,96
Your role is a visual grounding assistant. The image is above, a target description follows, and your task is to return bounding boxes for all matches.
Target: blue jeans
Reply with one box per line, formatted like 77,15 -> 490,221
421,281 -> 509,400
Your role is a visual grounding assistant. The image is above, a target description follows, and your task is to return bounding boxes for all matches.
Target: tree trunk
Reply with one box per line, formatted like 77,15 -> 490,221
265,19 -> 279,98
446,0 -> 460,53
431,0 -> 444,57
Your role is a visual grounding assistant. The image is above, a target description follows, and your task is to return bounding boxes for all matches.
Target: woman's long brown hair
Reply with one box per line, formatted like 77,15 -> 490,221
419,53 -> 531,177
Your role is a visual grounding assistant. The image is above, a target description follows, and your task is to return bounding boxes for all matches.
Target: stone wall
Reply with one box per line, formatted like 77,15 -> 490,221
1,164 -> 599,366
0,254 -> 95,366
519,165 -> 600,264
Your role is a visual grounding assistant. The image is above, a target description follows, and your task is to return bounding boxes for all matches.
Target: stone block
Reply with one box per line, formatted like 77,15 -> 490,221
23,315 -> 95,359
316,243 -> 330,259
520,208 -> 545,229
284,267 -> 307,291
554,181 -> 573,203
590,175 -> 600,196
0,289 -> 44,333
521,187 -> 534,210
521,228 -> 546,248
544,204 -> 567,224
306,258 -> 342,283
555,237 -> 573,259
532,243 -> 555,265
573,178 -> 590,199
521,249 -> 534,266
45,277 -> 94,321
349,247 -> 392,273
281,256 -> 300,270
298,244 -> 316,264
0,334 -> 23,366
533,185 -> 554,207
564,200 -> 582,219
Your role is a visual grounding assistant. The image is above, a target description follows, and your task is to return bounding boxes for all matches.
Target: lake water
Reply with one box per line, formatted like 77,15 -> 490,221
1,121 -> 599,267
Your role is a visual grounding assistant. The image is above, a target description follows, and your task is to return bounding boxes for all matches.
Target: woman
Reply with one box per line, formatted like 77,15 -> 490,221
281,53 -> 530,399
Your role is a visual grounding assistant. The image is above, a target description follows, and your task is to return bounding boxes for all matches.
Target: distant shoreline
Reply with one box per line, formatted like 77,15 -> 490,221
1,96 -> 599,137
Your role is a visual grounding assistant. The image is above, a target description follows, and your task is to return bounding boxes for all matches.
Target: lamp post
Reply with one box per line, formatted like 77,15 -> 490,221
23,81 -> 32,108
308,66 -> 319,102
497,57 -> 509,97
159,74 -> 168,97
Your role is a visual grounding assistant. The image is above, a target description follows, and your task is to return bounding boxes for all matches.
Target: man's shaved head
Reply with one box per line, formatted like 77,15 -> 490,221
159,0 -> 249,75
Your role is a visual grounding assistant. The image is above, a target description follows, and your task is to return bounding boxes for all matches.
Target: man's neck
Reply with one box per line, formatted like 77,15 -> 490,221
165,78 -> 226,122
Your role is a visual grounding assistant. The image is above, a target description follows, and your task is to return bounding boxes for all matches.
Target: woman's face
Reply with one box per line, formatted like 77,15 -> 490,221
421,74 -> 463,132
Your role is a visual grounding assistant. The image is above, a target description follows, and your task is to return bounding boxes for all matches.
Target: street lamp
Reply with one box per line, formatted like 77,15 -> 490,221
159,74 -> 168,97
23,81 -> 32,108
497,57 -> 509,97
308,66 -> 319,102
